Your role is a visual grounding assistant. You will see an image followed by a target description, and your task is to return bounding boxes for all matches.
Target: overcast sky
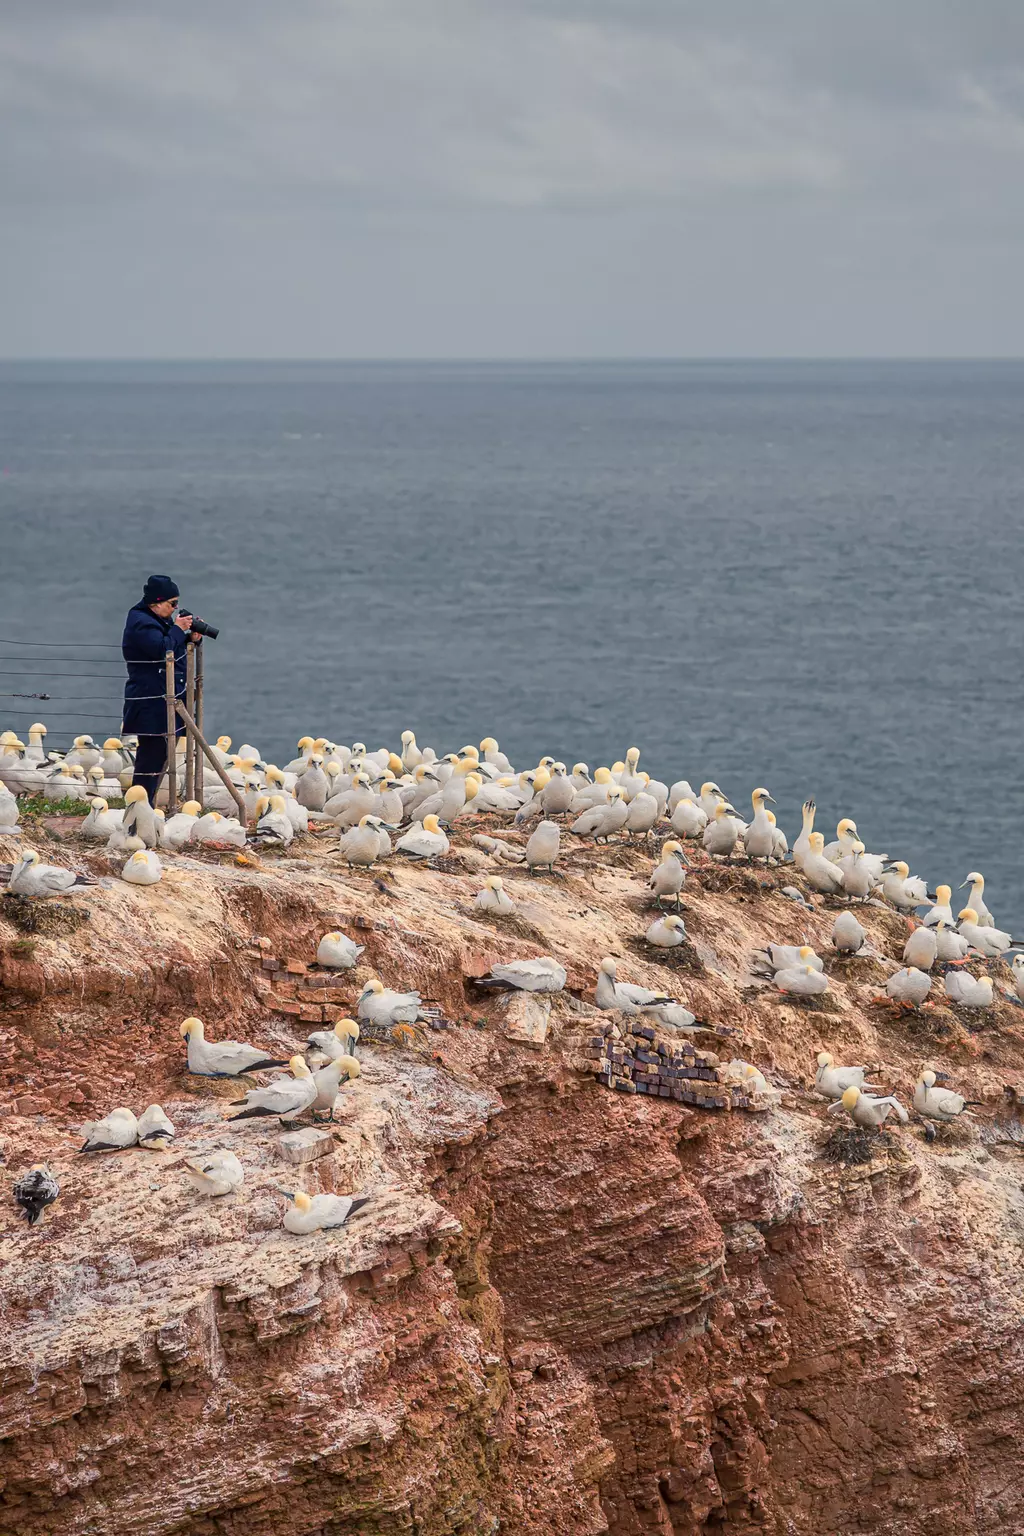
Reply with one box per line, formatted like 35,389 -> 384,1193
3,0 -> 1023,357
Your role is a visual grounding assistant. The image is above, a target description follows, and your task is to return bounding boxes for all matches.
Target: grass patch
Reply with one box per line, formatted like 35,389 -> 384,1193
17,794 -> 125,818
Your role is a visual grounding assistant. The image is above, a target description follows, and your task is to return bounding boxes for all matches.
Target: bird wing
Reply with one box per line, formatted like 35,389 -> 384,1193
880,1097 -> 909,1123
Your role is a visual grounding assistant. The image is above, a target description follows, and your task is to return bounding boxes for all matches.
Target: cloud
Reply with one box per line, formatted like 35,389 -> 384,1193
2,1 -> 1023,354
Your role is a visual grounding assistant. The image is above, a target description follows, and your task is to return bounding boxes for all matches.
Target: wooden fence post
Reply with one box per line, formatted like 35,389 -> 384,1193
184,642 -> 196,804
174,699 -> 247,827
164,651 -> 177,814
194,642 -> 205,809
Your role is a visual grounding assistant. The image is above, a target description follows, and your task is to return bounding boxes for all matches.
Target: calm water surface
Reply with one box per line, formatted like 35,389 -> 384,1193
2,360 -> 1022,923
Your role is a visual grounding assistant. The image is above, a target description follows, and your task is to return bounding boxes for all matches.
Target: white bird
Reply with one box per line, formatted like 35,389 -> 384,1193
183,1149 -> 245,1197
137,1104 -> 175,1148
802,832 -> 845,894
357,979 -> 427,1028
879,861 -> 930,912
228,1056 -> 317,1121
79,1107 -> 139,1152
479,736 -> 514,774
9,848 -> 97,899
80,797 -> 123,841
832,911 -> 868,955
753,943 -> 823,975
703,803 -> 744,859
264,769 -> 307,831
516,762 -> 575,820
311,1054 -> 361,1119
959,872 -> 994,929
836,843 -> 876,902
829,1085 -> 909,1129
337,814 -> 392,867
920,884 -> 955,929
902,925 -> 937,971
120,785 -> 160,848
648,841 -> 687,908
719,1060 -> 772,1095
698,781 -> 726,820
594,956 -> 674,1016
525,820 -> 560,874
646,914 -> 688,948
475,874 -> 516,915
305,1018 -> 360,1066
935,921 -> 970,965
253,794 -> 295,848
572,787 -> 628,842
475,957 -> 566,993
64,734 -> 101,773
775,963 -> 829,998
316,931 -> 364,969
294,756 -> 329,812
23,722 -> 48,766
792,799 -> 816,870
0,789 -> 19,836
766,810 -> 789,861
121,848 -> 162,885
623,791 -> 660,840
1009,954 -> 1024,1002
159,800 -> 202,850
570,766 -> 615,812
743,788 -> 777,862
914,1069 -> 981,1127
670,798 -> 707,838
885,967 -> 932,1008
45,764 -> 88,803
957,907 -> 1019,959
472,833 -> 525,863
395,813 -> 449,861
179,1017 -> 289,1078
282,1189 -> 371,1235
668,778 -> 697,812
813,1052 -> 882,1101
944,971 -> 994,1009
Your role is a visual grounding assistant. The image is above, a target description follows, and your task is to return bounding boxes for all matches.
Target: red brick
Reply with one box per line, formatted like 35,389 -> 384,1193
272,998 -> 302,1017
299,1005 -> 325,1024
284,959 -> 308,976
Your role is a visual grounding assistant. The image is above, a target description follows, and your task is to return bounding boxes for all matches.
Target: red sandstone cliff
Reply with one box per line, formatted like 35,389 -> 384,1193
1,822 -> 1023,1535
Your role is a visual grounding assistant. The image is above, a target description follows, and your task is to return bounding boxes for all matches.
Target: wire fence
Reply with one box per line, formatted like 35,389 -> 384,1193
0,631 -> 184,741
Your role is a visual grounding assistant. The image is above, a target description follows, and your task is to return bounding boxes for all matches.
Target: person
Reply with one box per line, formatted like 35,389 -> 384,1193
122,575 -> 201,805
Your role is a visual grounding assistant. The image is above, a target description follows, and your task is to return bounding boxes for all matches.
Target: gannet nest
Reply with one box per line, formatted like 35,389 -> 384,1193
819,1124 -> 886,1165
1,891 -> 90,935
625,932 -> 707,976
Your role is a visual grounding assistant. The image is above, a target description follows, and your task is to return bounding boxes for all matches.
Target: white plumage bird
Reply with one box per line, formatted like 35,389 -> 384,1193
282,1190 -> 371,1234
179,1017 -> 289,1078
9,849 -> 97,899
316,932 -> 364,969
183,1150 -> 244,1197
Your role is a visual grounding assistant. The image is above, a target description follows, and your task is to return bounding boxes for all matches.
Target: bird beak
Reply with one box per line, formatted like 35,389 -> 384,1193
959,879 -> 969,888
765,794 -> 776,805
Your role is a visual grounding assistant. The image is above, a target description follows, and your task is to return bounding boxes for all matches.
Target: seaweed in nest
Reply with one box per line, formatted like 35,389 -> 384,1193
819,1124 -> 880,1165
1,893 -> 90,935
776,989 -> 842,1014
693,864 -> 777,898
624,932 -> 707,976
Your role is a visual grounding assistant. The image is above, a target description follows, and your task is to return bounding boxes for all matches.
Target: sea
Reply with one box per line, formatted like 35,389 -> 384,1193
2,359 -> 1023,926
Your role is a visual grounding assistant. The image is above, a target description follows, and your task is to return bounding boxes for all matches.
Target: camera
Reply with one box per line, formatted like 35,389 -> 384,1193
179,608 -> 220,640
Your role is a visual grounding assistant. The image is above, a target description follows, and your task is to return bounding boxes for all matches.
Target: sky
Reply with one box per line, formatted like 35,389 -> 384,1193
2,0 -> 1023,358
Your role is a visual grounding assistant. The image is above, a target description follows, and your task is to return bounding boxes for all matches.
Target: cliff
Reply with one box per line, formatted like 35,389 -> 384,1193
2,820 -> 1023,1536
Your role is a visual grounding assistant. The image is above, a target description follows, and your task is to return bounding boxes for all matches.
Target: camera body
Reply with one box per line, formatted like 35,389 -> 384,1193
179,607 -> 219,640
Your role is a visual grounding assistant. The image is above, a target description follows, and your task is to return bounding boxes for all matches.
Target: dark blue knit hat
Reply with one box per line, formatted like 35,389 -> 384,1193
143,574 -> 179,604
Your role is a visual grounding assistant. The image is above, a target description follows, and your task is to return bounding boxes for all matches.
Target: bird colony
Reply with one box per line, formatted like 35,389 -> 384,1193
2,727 -> 1016,1231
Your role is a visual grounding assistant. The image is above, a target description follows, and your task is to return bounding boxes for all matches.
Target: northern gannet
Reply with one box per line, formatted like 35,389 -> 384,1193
880,862 -> 930,912
913,1069 -> 981,1134
79,1107 -> 139,1152
395,814 -> 449,861
24,722 -> 48,766
698,782 -> 726,820
944,971 -> 994,1009
306,1018 -> 360,1066
401,730 -> 423,770
595,957 -> 675,1018
475,957 -> 567,992
571,766 -> 614,811
836,843 -> 876,902
159,800 -> 201,850
960,872 -> 994,928
13,1164 -> 60,1224
623,790 -> 660,840
0,786 -> 19,835
802,833 -> 845,894
668,778 -> 697,812
957,907 -> 1020,958
357,979 -> 428,1027
312,1054 -> 360,1119
813,1052 -> 882,1101
775,964 -> 829,998
619,746 -> 646,801
885,967 -> 932,1008
572,787 -> 628,842
646,914 -> 687,948
228,1056 -> 317,1122
921,885 -> 955,928
137,1104 -> 175,1148
337,814 -> 392,867
9,849 -> 96,899
480,737 -> 514,774
570,763 -> 592,791
475,875 -> 516,915
282,1190 -> 371,1234
121,849 -> 162,885
752,943 -> 823,975
832,911 -> 868,955
183,1149 -> 244,1197
670,798 -> 707,838
516,763 -> 575,821
525,820 -> 560,874
180,1017 -> 289,1078
648,841 -> 687,908
316,932 -> 364,969
120,785 -> 160,848
792,799 -> 815,870
45,764 -> 88,803
902,925 -> 937,971
253,795 -> 294,848
828,1085 -> 909,1129
824,819 -> 887,883
935,921 -> 970,965
743,788 -> 777,862
264,768 -> 307,830
81,797 -> 123,841
64,735 -> 101,773
295,755 -> 329,812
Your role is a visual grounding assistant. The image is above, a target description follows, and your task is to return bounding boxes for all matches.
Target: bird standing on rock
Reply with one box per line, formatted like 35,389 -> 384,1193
648,842 -> 687,909
885,967 -> 932,1009
832,911 -> 868,955
525,820 -> 560,874
12,1165 -> 60,1225
306,1018 -> 360,1067
228,1056 -> 317,1122
311,1054 -> 360,1119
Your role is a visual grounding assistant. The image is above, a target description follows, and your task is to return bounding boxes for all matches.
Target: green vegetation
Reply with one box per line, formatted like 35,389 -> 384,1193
16,793 -> 126,818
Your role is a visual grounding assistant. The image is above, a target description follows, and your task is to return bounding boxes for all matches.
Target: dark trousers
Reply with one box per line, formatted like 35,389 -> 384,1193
132,736 -> 169,806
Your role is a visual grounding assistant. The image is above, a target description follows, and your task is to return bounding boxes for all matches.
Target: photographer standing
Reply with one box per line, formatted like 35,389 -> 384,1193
122,575 -> 202,805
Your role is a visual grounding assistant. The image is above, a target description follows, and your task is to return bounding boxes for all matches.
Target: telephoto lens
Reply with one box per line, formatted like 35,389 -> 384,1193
181,610 -> 219,640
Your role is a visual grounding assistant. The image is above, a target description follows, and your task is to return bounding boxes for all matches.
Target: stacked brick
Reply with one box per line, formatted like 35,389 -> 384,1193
256,955 -> 353,1027
581,1021 -> 754,1111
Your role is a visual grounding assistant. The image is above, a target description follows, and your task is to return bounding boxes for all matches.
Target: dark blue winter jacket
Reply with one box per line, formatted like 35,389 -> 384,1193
121,601 -> 189,737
